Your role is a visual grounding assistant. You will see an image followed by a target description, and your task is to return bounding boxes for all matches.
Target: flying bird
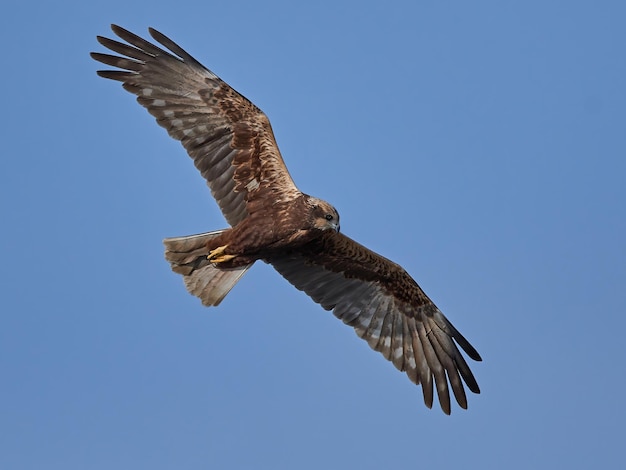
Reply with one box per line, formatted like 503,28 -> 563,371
91,25 -> 482,414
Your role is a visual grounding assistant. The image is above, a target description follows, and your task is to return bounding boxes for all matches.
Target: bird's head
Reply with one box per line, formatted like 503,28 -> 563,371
308,197 -> 340,232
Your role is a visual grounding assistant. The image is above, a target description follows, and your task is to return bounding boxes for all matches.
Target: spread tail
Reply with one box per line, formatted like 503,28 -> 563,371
163,230 -> 253,306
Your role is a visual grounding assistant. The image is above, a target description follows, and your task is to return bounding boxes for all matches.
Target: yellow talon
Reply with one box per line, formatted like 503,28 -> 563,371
207,245 -> 235,263
211,254 -> 237,263
207,245 -> 228,260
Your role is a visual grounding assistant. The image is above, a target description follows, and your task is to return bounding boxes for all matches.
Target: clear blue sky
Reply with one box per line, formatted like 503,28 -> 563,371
2,1 -> 625,469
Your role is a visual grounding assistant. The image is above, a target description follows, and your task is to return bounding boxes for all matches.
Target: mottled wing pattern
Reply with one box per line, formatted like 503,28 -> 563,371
91,25 -> 301,226
269,231 -> 482,414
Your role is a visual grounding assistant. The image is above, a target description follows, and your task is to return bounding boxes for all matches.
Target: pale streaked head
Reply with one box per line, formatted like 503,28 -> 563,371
308,197 -> 340,232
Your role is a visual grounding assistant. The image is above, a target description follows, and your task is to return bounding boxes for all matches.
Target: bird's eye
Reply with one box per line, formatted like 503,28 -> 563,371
325,214 -> 334,221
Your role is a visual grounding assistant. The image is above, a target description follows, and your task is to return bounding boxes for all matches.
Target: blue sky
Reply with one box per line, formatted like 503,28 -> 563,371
2,1 -> 625,468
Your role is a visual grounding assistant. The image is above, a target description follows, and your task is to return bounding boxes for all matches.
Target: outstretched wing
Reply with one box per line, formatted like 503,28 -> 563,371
91,25 -> 301,227
269,231 -> 482,414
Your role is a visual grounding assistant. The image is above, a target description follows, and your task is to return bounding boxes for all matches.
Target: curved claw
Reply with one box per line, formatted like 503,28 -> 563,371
207,245 -> 236,264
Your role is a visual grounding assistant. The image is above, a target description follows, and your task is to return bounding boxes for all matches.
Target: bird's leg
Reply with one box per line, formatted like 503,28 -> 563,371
207,245 -> 236,264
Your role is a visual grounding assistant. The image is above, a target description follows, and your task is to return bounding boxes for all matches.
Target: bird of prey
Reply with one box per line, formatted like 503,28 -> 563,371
91,25 -> 482,414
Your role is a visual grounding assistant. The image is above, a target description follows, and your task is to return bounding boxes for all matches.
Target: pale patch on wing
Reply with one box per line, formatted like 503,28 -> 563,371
245,178 -> 260,192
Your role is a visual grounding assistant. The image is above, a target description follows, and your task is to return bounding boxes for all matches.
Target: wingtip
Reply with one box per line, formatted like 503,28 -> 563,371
148,27 -> 164,44
464,346 -> 483,363
110,23 -> 124,35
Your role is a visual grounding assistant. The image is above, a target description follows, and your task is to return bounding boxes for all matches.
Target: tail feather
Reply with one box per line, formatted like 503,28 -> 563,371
163,230 -> 253,306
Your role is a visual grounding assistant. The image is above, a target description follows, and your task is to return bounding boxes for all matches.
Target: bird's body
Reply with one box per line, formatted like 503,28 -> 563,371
205,194 -> 339,267
92,25 -> 482,414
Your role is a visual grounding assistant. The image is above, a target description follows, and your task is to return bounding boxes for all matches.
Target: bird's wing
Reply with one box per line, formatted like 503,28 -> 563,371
91,25 -> 301,227
269,231 -> 481,414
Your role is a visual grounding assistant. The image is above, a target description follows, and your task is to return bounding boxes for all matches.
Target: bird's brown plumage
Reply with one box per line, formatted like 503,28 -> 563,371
92,25 -> 300,227
92,24 -> 482,414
